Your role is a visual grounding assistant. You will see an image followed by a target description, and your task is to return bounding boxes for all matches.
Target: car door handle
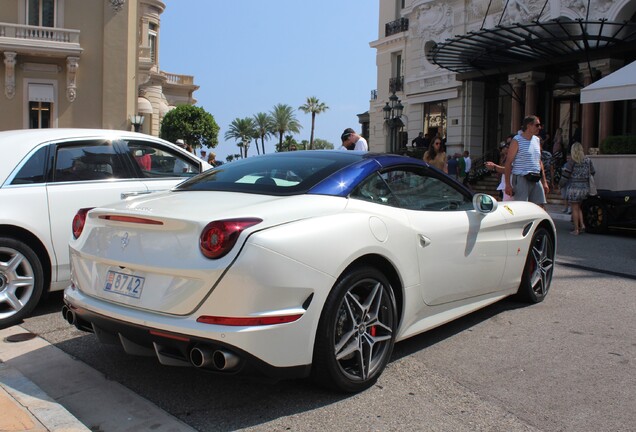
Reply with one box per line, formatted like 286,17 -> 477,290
121,191 -> 152,199
419,234 -> 431,248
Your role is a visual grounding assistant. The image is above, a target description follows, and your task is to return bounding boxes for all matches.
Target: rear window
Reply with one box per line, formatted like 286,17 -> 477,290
176,151 -> 361,195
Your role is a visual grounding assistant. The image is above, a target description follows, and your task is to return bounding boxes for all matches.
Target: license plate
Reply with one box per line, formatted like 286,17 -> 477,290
104,270 -> 144,299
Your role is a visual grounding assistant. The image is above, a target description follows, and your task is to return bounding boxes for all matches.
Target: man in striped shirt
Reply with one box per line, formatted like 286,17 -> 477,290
504,115 -> 550,207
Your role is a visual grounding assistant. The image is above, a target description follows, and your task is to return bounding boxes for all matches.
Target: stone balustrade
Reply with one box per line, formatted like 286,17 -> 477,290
0,22 -> 80,44
161,72 -> 194,86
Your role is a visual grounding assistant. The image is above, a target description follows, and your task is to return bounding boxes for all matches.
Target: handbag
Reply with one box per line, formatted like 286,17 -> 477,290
589,174 -> 597,196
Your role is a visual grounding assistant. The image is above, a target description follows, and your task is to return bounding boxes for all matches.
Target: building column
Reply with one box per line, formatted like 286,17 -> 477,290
509,71 -> 545,132
578,63 -> 595,153
508,76 -> 523,133
590,59 -> 624,147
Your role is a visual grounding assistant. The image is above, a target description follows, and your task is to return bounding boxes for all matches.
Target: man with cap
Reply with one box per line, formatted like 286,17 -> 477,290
341,128 -> 368,151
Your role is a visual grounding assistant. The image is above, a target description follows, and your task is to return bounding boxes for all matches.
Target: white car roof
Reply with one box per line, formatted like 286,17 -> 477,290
0,128 -> 206,183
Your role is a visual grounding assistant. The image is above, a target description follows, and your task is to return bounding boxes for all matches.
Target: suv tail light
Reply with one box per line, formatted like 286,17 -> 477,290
72,208 -> 94,239
199,218 -> 262,259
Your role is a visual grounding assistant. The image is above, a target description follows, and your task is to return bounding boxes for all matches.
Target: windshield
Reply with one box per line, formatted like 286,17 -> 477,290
176,151 -> 362,195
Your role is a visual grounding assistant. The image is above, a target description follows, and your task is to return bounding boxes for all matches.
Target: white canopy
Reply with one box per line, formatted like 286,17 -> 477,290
580,60 -> 636,104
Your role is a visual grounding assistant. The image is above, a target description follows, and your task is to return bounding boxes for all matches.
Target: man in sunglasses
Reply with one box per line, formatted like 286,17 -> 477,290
504,115 -> 550,207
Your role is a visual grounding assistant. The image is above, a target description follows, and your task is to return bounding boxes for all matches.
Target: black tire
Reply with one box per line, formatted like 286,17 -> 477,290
582,199 -> 608,234
312,266 -> 397,393
0,237 -> 45,329
517,227 -> 555,303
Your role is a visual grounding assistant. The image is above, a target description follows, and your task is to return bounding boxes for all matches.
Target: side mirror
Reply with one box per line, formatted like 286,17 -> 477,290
473,193 -> 498,214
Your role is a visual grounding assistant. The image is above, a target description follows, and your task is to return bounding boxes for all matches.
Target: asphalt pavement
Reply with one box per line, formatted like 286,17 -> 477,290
0,204 -> 632,432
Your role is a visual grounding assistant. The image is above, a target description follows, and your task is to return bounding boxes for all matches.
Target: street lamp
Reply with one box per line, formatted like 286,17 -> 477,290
130,114 -> 144,132
383,92 -> 404,153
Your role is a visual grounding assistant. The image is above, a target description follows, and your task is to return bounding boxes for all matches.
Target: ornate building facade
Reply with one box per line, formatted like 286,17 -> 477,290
0,0 -> 197,136
369,0 -> 636,159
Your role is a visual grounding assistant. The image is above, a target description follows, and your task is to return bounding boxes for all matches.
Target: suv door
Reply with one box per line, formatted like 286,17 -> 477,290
46,139 -> 148,283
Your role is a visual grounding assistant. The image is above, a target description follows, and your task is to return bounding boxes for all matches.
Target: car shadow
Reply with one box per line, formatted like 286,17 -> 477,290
391,297 -> 527,361
13,295 -> 528,431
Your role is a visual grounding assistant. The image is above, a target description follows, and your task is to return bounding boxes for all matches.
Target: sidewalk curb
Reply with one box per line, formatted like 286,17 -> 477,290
0,361 -> 89,432
0,325 -> 197,432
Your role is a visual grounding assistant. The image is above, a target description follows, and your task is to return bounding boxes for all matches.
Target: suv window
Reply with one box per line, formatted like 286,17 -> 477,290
123,140 -> 200,178
11,146 -> 48,185
53,140 -> 126,182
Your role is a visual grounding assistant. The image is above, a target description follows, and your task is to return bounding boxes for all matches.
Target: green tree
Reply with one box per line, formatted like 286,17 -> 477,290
160,105 -> 219,151
269,103 -> 302,149
312,138 -> 334,150
224,117 -> 257,158
299,96 -> 329,150
253,112 -> 272,155
276,134 -> 299,152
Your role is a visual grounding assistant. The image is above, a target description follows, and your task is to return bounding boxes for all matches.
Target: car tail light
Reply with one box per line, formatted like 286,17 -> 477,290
72,208 -> 94,239
199,218 -> 262,259
196,314 -> 303,326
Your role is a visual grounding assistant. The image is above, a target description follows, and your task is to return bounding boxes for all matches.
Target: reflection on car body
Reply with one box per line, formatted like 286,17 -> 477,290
62,150 -> 556,392
0,128 -> 211,329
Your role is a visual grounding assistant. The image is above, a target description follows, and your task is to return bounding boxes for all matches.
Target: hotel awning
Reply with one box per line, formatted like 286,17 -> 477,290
580,60 -> 636,103
430,19 -> 636,75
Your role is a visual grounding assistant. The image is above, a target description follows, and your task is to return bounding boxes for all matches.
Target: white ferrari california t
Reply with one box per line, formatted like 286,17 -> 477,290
63,150 -> 556,392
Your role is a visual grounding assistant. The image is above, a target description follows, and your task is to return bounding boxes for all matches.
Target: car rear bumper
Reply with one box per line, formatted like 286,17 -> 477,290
63,286 -> 316,381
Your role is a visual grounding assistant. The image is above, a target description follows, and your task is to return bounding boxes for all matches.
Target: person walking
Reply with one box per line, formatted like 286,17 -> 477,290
422,136 -> 447,173
447,153 -> 459,179
411,132 -> 427,148
504,115 -> 550,207
462,150 -> 472,187
341,128 -> 368,151
559,142 -> 595,235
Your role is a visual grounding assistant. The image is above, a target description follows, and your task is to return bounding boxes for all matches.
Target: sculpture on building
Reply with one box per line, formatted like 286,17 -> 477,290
4,52 -> 16,99
66,57 -> 79,102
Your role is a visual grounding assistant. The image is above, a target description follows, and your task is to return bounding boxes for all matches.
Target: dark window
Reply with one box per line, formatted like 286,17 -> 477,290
352,168 -> 472,211
11,146 -> 48,185
178,152 -> 360,194
29,102 -> 51,129
53,141 -> 126,182
28,0 -> 55,27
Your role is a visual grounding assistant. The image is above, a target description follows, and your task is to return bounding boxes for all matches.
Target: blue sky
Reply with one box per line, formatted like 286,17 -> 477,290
159,0 -> 379,160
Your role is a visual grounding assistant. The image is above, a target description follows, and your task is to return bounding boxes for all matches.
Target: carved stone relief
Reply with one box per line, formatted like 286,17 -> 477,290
109,0 -> 126,13
414,2 -> 453,40
66,57 -> 79,102
4,52 -> 16,99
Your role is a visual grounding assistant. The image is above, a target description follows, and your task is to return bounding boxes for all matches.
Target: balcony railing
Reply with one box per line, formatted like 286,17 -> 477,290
389,76 -> 404,93
0,22 -> 81,55
162,72 -> 195,86
385,18 -> 409,37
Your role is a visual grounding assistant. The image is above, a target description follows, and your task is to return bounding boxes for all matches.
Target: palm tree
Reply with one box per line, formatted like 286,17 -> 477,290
269,104 -> 302,149
224,117 -> 256,158
253,112 -> 272,155
299,97 -> 329,150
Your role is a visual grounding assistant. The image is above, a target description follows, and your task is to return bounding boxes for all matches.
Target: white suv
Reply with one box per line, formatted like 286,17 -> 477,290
0,129 -> 211,328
